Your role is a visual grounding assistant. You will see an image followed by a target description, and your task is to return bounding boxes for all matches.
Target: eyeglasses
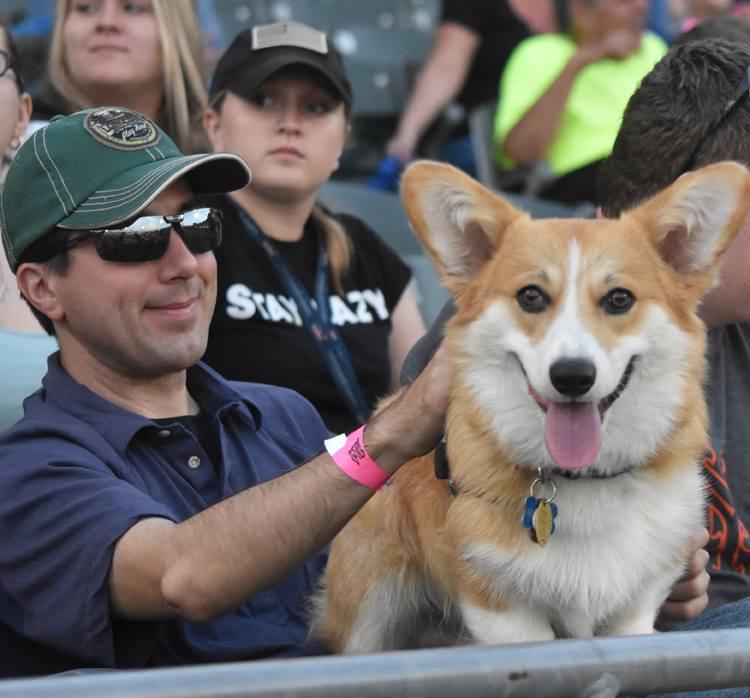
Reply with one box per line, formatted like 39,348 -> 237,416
58,207 -> 223,263
680,64 -> 750,174
0,49 -> 23,91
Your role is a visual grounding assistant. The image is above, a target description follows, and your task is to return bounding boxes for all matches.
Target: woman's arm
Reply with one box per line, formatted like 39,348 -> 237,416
386,23 -> 480,163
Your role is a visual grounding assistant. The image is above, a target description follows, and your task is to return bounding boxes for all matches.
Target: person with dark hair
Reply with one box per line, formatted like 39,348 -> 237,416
495,0 -> 665,204
0,22 -> 57,431
0,107 -> 449,673
598,38 -> 750,616
202,21 -> 426,435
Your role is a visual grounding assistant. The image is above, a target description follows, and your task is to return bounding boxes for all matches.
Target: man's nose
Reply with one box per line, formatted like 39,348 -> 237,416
158,229 -> 201,279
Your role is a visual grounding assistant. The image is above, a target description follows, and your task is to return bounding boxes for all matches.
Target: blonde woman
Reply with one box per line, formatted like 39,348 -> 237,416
33,0 -> 207,153
203,22 -> 426,434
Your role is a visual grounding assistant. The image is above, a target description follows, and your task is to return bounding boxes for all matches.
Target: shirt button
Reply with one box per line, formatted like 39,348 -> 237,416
157,429 -> 171,438
188,455 -> 201,469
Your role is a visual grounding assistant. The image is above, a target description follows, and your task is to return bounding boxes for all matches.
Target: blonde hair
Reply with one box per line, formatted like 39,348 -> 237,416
311,206 -> 352,294
48,0 -> 208,153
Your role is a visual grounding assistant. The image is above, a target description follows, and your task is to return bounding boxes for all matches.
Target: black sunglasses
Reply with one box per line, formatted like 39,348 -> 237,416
680,64 -> 750,174
58,207 -> 223,263
0,49 -> 23,92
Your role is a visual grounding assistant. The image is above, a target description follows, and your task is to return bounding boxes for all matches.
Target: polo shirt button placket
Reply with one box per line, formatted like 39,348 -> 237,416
188,455 -> 201,469
157,429 -> 171,438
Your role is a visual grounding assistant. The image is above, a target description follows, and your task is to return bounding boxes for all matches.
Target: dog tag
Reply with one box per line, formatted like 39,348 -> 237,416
522,493 -> 558,546
532,501 -> 554,547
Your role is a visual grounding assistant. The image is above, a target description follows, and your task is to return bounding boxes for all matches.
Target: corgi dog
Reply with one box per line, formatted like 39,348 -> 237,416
312,161 -> 750,653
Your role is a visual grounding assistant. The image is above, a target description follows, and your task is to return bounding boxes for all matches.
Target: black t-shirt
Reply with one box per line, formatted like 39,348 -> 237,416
203,195 -> 412,434
441,0 -> 532,111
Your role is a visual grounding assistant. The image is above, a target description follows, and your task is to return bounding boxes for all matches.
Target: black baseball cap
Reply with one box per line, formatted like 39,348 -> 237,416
209,21 -> 352,110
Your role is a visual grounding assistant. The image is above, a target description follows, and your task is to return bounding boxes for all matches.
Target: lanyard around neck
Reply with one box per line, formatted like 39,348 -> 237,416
231,202 -> 370,424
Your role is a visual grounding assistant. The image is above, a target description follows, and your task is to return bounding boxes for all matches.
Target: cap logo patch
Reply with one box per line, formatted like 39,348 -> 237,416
252,21 -> 328,54
84,108 -> 161,150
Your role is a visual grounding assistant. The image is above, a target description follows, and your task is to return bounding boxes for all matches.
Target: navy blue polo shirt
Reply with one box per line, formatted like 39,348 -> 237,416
0,354 -> 331,669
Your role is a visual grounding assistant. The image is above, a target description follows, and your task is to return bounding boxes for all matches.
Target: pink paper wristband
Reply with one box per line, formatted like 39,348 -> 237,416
324,424 -> 392,491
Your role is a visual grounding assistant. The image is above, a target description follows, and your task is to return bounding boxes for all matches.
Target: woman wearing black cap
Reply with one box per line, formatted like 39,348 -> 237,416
202,21 -> 426,435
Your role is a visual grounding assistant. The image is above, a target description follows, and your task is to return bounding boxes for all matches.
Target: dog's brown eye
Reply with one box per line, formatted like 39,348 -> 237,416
602,288 -> 635,314
516,285 -> 550,313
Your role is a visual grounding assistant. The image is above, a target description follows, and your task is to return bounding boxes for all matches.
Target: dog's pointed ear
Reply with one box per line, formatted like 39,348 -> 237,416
400,161 -> 524,293
631,161 -> 750,279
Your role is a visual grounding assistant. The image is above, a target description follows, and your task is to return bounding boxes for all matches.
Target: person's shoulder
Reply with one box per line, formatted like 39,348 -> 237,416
0,397 -> 113,467
513,33 -> 571,55
327,210 -> 396,252
505,33 -> 572,71
329,211 -> 379,243
640,31 -> 668,58
330,211 -> 410,274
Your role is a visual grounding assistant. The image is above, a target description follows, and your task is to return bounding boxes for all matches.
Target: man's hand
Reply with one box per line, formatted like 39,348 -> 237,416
659,529 -> 711,623
365,343 -> 451,471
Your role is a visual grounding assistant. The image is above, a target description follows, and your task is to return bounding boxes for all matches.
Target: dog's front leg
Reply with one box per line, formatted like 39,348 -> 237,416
459,595 -> 555,644
601,579 -> 672,637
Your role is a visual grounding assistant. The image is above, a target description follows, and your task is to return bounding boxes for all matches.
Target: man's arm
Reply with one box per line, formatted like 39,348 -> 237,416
110,347 -> 451,622
386,23 -> 480,163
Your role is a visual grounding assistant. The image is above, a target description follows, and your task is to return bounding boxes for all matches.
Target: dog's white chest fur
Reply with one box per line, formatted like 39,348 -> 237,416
461,469 -> 705,641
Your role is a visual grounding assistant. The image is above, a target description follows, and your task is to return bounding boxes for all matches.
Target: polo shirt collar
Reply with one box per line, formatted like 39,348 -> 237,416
41,353 -> 262,454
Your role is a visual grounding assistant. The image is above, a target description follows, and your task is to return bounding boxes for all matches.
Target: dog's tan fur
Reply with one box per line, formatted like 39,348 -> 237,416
314,161 -> 750,651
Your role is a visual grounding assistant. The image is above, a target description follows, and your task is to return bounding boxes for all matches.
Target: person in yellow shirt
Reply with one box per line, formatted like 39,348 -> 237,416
495,0 -> 666,204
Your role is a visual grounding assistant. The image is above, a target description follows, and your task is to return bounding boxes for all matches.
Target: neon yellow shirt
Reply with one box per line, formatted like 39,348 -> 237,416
494,32 -> 666,176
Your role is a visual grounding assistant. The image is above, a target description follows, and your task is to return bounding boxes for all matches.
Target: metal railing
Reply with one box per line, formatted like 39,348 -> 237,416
0,628 -> 749,697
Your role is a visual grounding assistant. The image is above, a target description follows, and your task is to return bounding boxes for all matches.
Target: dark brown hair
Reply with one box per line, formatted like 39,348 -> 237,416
597,39 -> 750,217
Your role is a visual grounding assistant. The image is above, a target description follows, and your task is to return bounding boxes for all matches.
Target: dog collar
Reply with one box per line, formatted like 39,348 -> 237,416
435,438 -> 636,485
435,439 -> 636,546
551,463 -> 636,479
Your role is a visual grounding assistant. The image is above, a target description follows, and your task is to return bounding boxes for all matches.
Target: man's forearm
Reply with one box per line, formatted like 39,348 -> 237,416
159,448 -> 375,621
111,349 -> 450,622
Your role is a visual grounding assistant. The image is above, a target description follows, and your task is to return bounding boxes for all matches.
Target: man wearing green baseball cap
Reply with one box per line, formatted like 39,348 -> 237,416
0,108 -> 449,672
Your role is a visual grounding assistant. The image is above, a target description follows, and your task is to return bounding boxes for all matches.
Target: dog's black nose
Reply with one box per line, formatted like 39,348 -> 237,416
550,358 -> 596,398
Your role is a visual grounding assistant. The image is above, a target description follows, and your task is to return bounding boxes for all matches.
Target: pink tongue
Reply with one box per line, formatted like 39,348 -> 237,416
545,402 -> 602,470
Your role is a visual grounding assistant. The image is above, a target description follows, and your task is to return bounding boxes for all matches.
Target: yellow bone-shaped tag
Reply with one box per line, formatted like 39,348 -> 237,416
532,500 -> 554,547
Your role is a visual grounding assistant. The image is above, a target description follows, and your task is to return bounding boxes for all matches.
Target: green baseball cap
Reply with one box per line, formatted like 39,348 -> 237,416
0,107 -> 251,271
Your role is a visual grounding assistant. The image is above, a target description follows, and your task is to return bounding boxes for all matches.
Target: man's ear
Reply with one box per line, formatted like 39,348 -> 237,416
15,263 -> 65,323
